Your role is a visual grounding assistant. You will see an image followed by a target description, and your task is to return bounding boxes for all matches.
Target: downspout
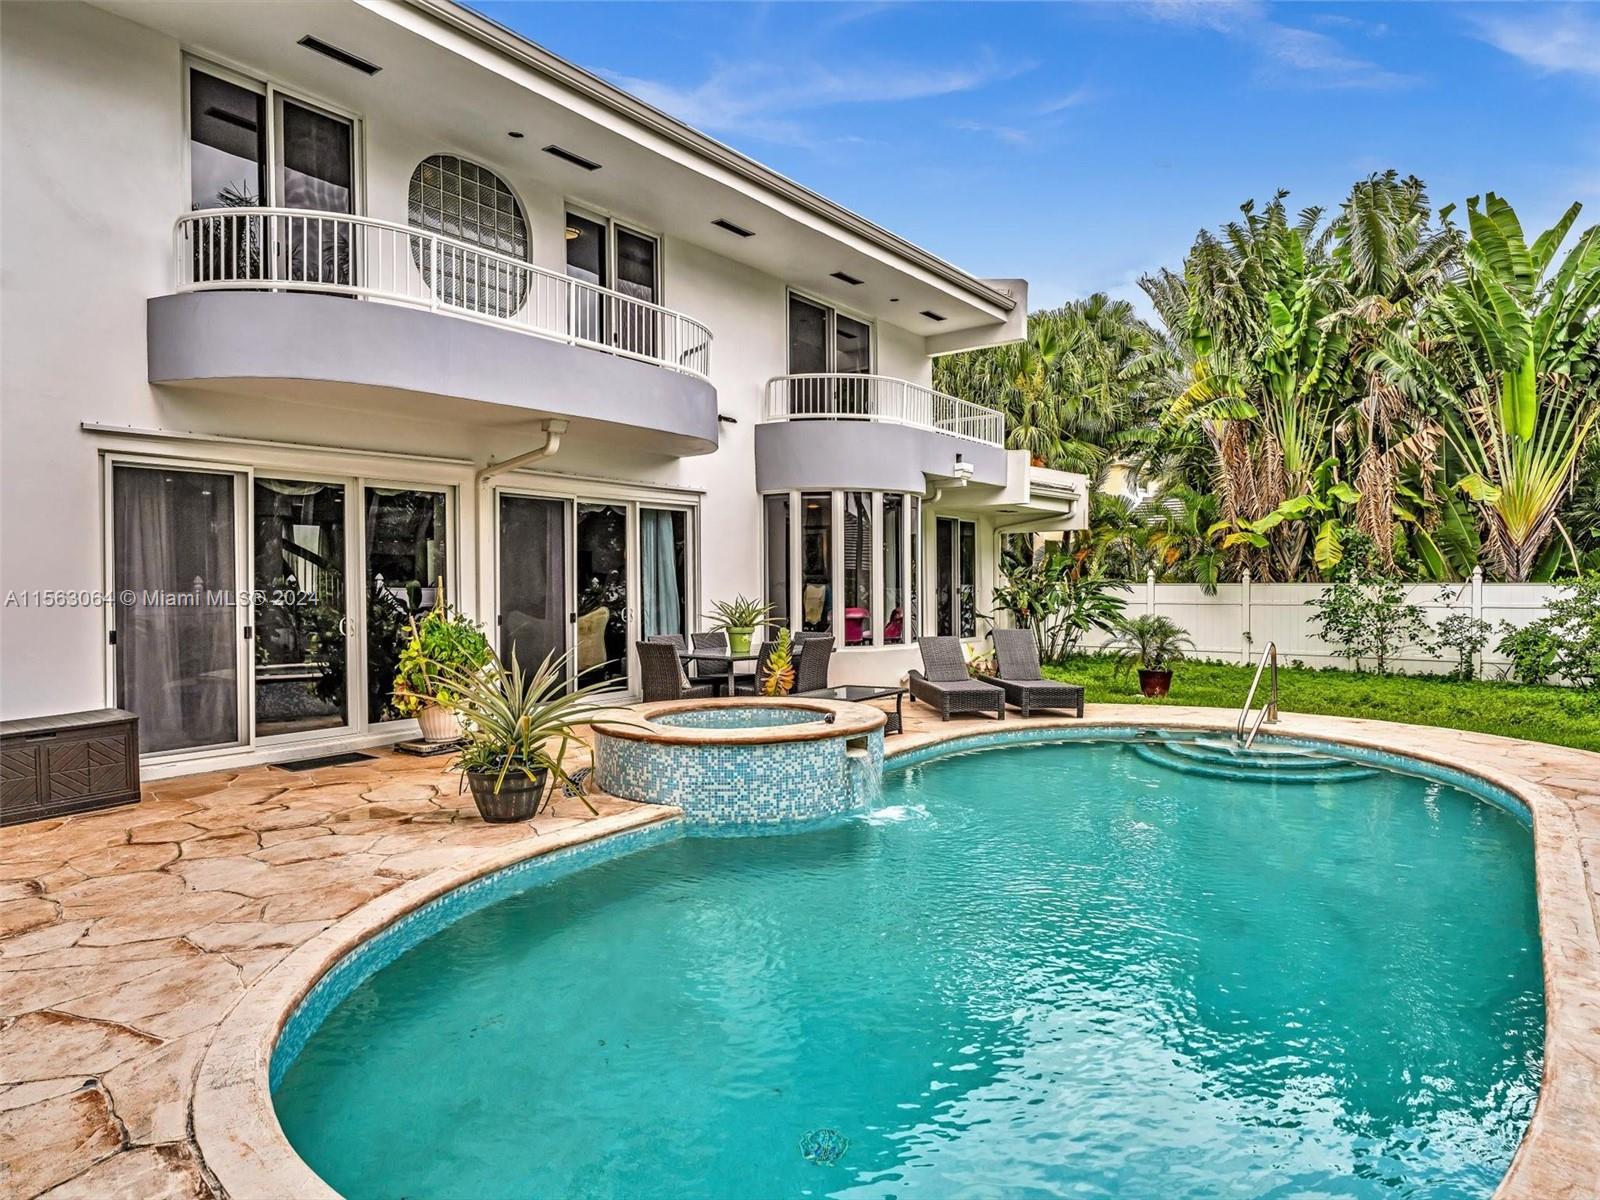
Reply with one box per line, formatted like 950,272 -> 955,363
472,418 -> 567,631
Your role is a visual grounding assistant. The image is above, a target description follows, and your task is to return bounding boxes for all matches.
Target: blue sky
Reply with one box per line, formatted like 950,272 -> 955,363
474,1 -> 1600,316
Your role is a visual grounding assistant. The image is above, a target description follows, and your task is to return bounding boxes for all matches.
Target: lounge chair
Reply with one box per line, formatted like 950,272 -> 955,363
908,636 -> 1004,721
637,641 -> 716,702
990,628 -> 1084,718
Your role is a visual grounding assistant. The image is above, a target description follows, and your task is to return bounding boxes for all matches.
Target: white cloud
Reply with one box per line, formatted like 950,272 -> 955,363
610,51 -> 1034,147
1475,5 -> 1600,77
950,118 -> 1031,145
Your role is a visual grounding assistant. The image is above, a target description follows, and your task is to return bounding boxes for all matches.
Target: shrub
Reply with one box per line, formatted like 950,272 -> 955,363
1498,574 -> 1600,690
1432,586 -> 1493,681
991,544 -> 1128,663
393,602 -> 492,715
1104,614 -> 1194,674
1307,574 -> 1433,674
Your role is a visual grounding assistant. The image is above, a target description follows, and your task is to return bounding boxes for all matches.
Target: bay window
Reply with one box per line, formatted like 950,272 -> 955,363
936,517 -> 978,638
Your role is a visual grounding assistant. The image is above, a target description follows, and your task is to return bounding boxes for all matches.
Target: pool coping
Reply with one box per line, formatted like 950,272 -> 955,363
591,696 -> 886,744
190,711 -> 1599,1200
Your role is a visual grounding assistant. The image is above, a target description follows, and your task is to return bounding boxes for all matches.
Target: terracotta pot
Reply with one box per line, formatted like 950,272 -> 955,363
415,702 -> 461,743
1138,668 -> 1173,698
465,766 -> 550,823
726,626 -> 754,654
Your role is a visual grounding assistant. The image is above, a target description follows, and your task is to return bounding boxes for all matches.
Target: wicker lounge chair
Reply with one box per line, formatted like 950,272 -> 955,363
991,628 -> 1085,717
793,633 -> 834,692
637,640 -> 716,702
908,636 -> 1004,721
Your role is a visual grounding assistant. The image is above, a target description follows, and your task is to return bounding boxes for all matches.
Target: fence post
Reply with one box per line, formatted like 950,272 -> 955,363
1241,568 -> 1252,664
1471,566 -> 1485,677
1145,568 -> 1156,617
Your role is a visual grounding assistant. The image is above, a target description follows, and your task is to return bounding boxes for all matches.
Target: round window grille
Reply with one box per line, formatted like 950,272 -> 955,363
407,154 -> 529,314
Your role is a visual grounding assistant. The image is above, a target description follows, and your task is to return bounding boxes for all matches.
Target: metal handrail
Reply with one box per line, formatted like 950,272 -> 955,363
1235,641 -> 1279,748
762,373 -> 1005,447
173,207 -> 713,379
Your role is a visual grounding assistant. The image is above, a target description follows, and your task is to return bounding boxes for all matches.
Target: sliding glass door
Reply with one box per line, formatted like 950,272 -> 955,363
499,495 -> 568,680
575,503 -> 628,690
112,465 -> 245,755
364,488 -> 447,723
252,478 -> 349,738
639,508 -> 687,641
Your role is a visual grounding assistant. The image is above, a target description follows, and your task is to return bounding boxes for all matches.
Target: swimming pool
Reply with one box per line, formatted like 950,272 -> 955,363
272,734 -> 1543,1198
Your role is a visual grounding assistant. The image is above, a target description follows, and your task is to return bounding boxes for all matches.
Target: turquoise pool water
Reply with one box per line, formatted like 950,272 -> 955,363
274,737 -> 1543,1199
651,705 -> 818,729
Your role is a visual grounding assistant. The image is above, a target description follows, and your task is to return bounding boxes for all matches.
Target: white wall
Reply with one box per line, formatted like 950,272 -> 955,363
0,2 -> 1007,740
1077,572 -> 1564,678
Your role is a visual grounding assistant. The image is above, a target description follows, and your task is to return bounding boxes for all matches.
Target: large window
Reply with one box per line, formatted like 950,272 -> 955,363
787,294 -> 874,415
566,210 -> 660,356
936,517 -> 978,638
364,488 -> 448,723
765,491 -> 921,647
409,155 -> 528,314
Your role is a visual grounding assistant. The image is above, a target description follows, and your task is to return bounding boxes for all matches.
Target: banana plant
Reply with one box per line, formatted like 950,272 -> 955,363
1209,458 -> 1360,576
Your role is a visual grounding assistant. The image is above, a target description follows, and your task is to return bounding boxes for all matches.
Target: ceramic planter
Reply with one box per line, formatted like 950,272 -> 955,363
726,626 -> 755,654
1138,668 -> 1173,698
465,765 -> 550,823
415,702 -> 461,743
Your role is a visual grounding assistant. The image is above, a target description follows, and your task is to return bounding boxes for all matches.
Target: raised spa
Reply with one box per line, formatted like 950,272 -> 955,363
590,698 -> 886,826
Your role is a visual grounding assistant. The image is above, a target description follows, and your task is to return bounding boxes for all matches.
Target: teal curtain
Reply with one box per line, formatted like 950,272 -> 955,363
641,509 -> 682,638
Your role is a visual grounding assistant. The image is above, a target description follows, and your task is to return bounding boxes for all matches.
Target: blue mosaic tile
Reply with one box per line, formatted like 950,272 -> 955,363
654,706 -> 818,729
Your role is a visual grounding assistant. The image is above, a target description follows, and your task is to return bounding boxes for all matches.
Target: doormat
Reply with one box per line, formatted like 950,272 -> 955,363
273,751 -> 379,772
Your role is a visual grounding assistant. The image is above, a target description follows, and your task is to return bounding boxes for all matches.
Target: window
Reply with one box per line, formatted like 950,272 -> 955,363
764,491 -> 920,646
908,497 -> 921,641
364,488 -> 448,723
189,70 -> 265,210
936,517 -> 977,638
565,210 -> 660,356
786,293 -> 873,375
640,508 -> 688,640
409,155 -> 529,314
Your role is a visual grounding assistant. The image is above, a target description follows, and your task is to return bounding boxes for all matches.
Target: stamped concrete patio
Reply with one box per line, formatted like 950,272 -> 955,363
2,704 -> 1597,1199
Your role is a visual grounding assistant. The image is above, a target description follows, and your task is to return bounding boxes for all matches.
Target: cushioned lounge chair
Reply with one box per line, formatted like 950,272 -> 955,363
637,640 -> 716,702
907,636 -> 1004,721
990,628 -> 1085,718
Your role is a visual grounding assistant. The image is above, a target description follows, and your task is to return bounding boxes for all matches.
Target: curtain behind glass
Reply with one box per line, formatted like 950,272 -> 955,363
113,466 -> 238,754
640,508 -> 684,639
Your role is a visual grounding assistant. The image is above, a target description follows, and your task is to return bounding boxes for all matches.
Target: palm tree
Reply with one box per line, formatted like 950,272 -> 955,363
1375,194 -> 1600,580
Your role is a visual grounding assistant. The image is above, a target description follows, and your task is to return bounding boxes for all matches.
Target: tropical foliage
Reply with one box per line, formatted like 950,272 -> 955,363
1103,614 -> 1194,674
392,600 -> 492,716
938,173 -> 1600,587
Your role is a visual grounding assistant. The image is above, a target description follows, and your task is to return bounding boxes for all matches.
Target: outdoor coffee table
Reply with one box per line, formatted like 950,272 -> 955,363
794,683 -> 907,734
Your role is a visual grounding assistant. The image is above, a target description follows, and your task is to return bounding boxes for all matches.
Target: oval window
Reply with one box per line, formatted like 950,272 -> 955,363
407,154 -> 529,313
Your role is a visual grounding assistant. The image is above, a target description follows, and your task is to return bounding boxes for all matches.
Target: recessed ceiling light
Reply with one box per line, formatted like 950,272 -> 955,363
507,131 -> 525,139
920,309 -> 947,322
712,218 -> 754,238
889,297 -> 900,303
297,35 -> 380,75
542,144 -> 601,171
830,270 -> 864,286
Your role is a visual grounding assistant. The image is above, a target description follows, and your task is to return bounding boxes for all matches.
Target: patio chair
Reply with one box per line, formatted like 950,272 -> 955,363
690,630 -> 733,690
637,640 -> 716,702
908,636 -> 1004,721
792,633 -> 834,692
734,638 -> 780,694
645,633 -> 689,652
991,628 -> 1085,718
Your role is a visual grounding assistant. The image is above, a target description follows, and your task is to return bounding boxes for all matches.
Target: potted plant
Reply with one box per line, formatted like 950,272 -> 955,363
428,648 -> 603,823
392,601 -> 493,742
1105,614 -> 1194,698
704,594 -> 773,655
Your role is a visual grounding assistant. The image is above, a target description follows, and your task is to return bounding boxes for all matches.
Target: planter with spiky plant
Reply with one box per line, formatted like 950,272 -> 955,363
1105,614 -> 1195,698
704,594 -> 773,655
761,628 -> 795,695
427,648 -> 605,823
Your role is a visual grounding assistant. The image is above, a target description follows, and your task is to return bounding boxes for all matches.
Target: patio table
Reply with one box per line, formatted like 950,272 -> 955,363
794,683 -> 906,734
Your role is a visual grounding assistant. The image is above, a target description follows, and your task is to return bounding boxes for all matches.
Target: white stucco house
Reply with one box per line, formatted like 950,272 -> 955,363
0,0 -> 1086,777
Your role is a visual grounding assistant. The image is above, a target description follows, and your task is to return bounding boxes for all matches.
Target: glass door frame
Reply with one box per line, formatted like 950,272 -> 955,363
102,453 -> 253,767
493,483 -> 698,698
249,469 -> 360,748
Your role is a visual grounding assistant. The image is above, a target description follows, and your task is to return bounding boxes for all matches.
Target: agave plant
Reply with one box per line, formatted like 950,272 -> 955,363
1103,614 -> 1195,674
426,648 -> 606,812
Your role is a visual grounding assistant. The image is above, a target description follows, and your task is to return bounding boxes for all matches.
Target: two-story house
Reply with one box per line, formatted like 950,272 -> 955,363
0,0 -> 1086,777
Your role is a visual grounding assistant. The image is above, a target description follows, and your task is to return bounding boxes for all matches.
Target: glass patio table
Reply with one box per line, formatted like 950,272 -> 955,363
678,647 -> 790,695
793,683 -> 906,734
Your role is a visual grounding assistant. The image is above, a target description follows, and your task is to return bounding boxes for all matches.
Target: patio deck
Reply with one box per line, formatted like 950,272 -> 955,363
1,703 -> 1596,1199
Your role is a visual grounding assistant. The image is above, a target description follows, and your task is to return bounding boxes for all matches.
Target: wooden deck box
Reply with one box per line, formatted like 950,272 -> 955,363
1,709 -> 140,826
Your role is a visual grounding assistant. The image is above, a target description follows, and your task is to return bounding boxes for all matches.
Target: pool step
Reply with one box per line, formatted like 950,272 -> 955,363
1129,740 -> 1379,784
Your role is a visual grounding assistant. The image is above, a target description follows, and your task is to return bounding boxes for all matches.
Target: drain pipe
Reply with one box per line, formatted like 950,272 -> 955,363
474,418 -> 567,488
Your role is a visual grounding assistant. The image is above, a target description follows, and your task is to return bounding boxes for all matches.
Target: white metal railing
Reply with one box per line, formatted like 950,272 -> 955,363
174,208 -> 712,379
1235,640 -> 1279,748
762,373 -> 1004,446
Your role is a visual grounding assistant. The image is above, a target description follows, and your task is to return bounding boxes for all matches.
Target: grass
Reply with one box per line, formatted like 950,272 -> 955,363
1042,654 -> 1600,753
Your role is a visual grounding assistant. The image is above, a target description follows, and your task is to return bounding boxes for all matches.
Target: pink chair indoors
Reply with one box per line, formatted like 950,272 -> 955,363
845,607 -> 869,644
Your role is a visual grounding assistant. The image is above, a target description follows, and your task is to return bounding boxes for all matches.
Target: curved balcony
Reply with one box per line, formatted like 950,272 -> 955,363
174,209 -> 712,377
149,209 -> 719,453
763,374 -> 1004,446
756,374 -> 1008,492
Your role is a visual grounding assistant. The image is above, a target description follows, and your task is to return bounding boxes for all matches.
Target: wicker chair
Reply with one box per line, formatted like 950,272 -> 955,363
690,630 -> 732,688
734,638 -> 780,694
792,634 -> 834,692
645,633 -> 689,652
991,628 -> 1084,717
637,641 -> 715,702
907,636 -> 1004,721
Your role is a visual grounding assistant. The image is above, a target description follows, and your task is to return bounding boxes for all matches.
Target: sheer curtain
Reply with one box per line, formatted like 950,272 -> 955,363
640,509 -> 682,639
113,467 -> 238,754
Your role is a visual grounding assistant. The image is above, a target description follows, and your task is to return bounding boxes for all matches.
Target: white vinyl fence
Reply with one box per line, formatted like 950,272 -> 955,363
1077,568 -> 1559,678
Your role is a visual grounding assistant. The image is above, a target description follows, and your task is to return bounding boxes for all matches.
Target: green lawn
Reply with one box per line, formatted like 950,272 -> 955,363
1042,654 -> 1600,753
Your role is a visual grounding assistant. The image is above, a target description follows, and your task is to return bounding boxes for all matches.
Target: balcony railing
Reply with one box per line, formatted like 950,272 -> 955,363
174,208 -> 712,379
763,373 -> 1004,447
